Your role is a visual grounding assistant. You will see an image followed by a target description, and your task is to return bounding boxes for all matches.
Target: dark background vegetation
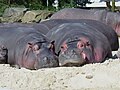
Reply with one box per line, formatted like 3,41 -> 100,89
0,0 -> 91,16
0,0 -> 119,18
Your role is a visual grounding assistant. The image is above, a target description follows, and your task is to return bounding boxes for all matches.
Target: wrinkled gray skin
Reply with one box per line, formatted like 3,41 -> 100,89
50,8 -> 120,36
41,19 -> 119,51
46,23 -> 112,66
0,27 -> 58,70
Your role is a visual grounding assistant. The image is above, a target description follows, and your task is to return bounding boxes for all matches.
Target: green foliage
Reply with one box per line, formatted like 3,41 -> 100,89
0,0 -> 90,16
0,2 -> 9,16
59,0 -> 77,9
29,1 -> 44,10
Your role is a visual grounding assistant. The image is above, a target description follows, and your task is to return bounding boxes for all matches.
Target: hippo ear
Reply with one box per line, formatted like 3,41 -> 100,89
51,40 -> 55,45
47,40 -> 55,48
28,42 -> 34,48
48,40 -> 55,52
28,43 -> 40,51
33,44 -> 40,51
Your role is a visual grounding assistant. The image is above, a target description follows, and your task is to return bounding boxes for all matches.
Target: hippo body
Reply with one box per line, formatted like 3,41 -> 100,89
50,8 -> 120,36
41,19 -> 119,51
0,27 -> 58,69
46,23 -> 112,66
0,23 -> 49,35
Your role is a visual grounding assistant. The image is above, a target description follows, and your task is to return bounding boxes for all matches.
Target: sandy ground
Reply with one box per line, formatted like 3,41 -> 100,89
0,39 -> 120,90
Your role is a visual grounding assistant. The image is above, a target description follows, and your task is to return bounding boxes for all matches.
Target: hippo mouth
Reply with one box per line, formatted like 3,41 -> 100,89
59,59 -> 86,67
59,51 -> 91,67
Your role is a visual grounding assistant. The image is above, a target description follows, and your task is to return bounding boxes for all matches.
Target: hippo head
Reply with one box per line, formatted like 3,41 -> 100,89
58,36 -> 95,67
21,40 -> 59,70
0,45 -> 8,64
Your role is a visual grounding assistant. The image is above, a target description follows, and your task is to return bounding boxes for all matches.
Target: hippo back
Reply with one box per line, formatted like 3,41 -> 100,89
50,8 -> 120,36
41,19 -> 119,51
46,23 -> 111,54
50,8 -> 107,21
0,23 -> 49,35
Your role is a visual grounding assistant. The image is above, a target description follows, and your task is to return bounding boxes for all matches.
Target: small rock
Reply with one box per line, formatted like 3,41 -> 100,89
85,75 -> 93,79
81,72 -> 85,75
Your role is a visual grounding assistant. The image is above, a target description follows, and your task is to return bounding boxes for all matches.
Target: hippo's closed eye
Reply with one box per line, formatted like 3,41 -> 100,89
67,39 -> 80,45
61,42 -> 68,52
28,41 -> 47,50
86,41 -> 90,46
33,44 -> 40,51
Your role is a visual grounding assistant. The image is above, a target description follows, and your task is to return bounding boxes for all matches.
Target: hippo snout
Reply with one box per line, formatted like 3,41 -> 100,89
59,49 -> 86,67
42,57 -> 56,65
34,53 -> 59,69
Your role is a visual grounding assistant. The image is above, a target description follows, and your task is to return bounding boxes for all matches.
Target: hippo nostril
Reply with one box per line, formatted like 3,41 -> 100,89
43,57 -> 48,63
43,57 -> 50,64
72,50 -> 75,53
71,50 -> 77,56
43,57 -> 47,61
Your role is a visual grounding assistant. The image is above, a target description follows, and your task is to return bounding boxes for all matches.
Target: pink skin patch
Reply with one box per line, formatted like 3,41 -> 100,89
32,44 -> 40,54
77,40 -> 85,49
17,43 -> 40,69
81,52 -> 87,60
23,57 -> 36,69
114,23 -> 120,36
94,47 -> 104,63
77,37 -> 94,63
61,42 -> 68,52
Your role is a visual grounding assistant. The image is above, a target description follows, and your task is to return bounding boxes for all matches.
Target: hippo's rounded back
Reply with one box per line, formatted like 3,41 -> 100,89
41,19 -> 119,51
50,8 -> 120,36
0,26 -> 58,69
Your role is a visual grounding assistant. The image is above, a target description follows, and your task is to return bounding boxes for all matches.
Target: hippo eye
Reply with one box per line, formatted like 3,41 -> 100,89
61,46 -> 66,50
61,46 -> 64,49
77,41 -> 84,49
81,44 -> 84,47
33,44 -> 40,51
86,42 -> 90,46
61,43 -> 68,52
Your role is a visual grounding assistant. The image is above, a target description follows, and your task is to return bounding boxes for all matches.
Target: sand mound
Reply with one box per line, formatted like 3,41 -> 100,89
0,57 -> 120,90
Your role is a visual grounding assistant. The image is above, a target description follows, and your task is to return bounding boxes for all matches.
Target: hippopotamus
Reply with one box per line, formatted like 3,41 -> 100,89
50,8 -> 120,36
46,23 -> 112,66
0,22 -> 49,35
0,26 -> 58,70
41,19 -> 119,51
